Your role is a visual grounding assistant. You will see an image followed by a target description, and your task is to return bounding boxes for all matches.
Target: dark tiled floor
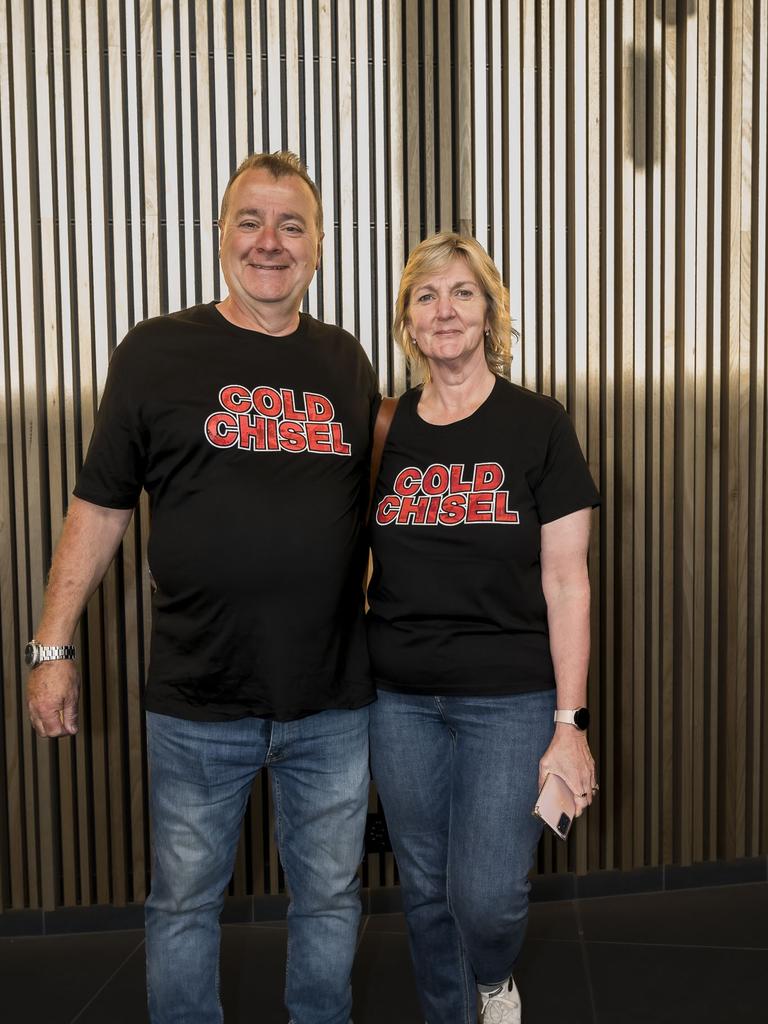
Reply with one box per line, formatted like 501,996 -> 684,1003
2,882 -> 766,1023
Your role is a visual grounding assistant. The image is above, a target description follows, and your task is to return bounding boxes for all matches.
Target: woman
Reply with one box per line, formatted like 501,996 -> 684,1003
367,232 -> 599,1024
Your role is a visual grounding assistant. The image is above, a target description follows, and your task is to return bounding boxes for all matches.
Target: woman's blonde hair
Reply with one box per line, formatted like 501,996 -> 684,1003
393,232 -> 512,381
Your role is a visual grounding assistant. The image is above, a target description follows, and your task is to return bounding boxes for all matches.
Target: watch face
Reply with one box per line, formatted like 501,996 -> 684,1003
24,643 -> 38,668
574,707 -> 590,730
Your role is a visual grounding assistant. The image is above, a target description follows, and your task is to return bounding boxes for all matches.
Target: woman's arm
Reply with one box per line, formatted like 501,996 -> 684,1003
538,506 -> 597,816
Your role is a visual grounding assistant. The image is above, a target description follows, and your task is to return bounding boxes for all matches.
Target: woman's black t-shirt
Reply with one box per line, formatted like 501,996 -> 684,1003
366,377 -> 600,695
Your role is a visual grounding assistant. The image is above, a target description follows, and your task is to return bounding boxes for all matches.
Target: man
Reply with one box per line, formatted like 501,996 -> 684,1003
26,152 -> 379,1024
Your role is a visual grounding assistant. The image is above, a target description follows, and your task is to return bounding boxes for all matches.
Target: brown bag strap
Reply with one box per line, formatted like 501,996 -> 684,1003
367,396 -> 399,524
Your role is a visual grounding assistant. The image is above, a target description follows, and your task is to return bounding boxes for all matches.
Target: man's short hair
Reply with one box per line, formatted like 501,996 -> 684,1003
218,151 -> 324,235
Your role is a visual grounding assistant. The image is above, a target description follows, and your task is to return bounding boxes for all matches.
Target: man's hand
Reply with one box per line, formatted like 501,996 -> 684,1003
538,726 -> 596,818
24,496 -> 132,740
27,661 -> 80,738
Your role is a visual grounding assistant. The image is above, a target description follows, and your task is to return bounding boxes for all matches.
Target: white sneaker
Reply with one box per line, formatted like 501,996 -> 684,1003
478,978 -> 521,1023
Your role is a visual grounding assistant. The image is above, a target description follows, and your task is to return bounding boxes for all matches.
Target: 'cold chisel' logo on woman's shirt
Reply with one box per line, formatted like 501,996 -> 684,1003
376,463 -> 520,526
204,385 -> 351,455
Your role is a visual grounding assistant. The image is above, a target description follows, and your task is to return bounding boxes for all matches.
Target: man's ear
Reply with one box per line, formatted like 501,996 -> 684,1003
315,232 -> 324,270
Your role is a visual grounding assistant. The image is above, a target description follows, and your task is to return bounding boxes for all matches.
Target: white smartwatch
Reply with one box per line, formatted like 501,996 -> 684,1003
553,707 -> 590,731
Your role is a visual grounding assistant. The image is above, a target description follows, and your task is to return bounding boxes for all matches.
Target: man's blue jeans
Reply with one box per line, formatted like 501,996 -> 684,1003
144,707 -> 370,1024
369,688 -> 555,1024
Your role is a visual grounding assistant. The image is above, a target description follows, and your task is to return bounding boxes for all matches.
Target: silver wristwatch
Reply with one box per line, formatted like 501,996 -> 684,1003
25,641 -> 77,668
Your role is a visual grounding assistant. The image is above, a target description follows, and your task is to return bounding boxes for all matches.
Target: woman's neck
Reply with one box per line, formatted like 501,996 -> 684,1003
418,363 -> 496,425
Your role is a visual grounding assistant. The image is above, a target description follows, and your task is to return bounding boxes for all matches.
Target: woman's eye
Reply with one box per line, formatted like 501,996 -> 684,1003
455,289 -> 473,299
416,293 -> 434,303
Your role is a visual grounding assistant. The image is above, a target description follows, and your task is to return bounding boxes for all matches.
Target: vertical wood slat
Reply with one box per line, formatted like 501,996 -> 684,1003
725,0 -> 748,862
659,0 -> 678,870
570,0 -> 590,874
31,0 -> 60,914
387,2 -> 406,396
646,0 -> 662,867
755,0 -> 768,858
708,0 -> 729,864
618,0 -> 636,874
455,0 -> 472,236
518,1 -> 538,391
630,0 -> 647,870
472,0 -> 488,252
585,0 -> 603,873
537,0 -> 553,399
436,0 -> 452,232
52,0 -> 78,913
600,0 -> 618,870
0,0 -> 28,912
51,0 -> 78,909
1,0 -> 768,912
692,0 -> 711,865
741,0 -> 758,857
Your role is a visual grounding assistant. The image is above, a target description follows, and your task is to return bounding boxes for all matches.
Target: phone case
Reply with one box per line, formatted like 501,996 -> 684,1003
533,772 -> 576,840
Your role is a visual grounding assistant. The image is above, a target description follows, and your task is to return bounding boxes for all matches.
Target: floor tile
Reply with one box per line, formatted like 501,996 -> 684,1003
0,908 -> 44,937
352,928 -> 423,1023
665,856 -> 767,891
74,926 -> 290,1023
527,898 -> 581,941
219,925 -> 289,1022
587,941 -> 768,1024
530,871 -> 577,902
0,930 -> 144,1024
578,882 -> 768,948
515,939 -> 595,1024
363,911 -> 408,935
362,901 -> 582,944
45,903 -> 145,935
577,866 -> 664,901
72,940 -> 149,1024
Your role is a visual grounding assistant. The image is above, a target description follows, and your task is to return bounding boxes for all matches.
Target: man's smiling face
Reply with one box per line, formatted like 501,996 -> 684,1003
218,168 -> 322,320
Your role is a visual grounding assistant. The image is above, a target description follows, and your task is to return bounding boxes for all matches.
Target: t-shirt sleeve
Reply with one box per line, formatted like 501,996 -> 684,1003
73,336 -> 148,509
533,404 -> 600,524
366,355 -> 383,435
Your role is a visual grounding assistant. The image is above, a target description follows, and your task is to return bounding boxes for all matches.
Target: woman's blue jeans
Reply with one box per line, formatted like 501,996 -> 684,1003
144,707 -> 370,1024
369,688 -> 555,1024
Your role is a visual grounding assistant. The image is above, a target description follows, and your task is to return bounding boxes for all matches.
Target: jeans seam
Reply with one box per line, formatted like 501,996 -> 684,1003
264,719 -> 277,763
273,772 -> 291,986
433,695 -> 448,724
444,721 -> 474,1024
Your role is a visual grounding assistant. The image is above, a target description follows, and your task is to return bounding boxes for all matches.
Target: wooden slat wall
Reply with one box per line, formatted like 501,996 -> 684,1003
0,0 -> 766,911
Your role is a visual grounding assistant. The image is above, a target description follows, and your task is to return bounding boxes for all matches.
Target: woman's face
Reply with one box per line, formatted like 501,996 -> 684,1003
406,256 -> 490,374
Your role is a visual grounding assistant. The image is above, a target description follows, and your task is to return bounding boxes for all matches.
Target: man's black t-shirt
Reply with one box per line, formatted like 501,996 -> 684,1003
366,377 -> 600,695
75,303 -> 379,721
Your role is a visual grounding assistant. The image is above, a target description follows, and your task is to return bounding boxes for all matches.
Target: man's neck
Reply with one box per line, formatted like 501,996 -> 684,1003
216,295 -> 301,336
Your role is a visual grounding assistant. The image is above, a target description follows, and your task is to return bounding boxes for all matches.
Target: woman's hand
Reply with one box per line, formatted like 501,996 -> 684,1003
538,726 -> 597,817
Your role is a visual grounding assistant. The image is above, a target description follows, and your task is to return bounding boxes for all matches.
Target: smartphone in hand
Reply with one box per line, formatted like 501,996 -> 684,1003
533,773 -> 576,840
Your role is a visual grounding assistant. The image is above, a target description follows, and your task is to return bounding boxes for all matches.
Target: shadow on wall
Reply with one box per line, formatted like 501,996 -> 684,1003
625,1 -> 698,170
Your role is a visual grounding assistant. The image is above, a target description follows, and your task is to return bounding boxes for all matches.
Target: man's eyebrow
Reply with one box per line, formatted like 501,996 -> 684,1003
234,207 -> 308,225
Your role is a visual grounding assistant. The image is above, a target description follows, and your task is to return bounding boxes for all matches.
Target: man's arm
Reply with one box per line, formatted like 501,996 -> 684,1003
537,507 -> 597,816
26,496 -> 134,738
